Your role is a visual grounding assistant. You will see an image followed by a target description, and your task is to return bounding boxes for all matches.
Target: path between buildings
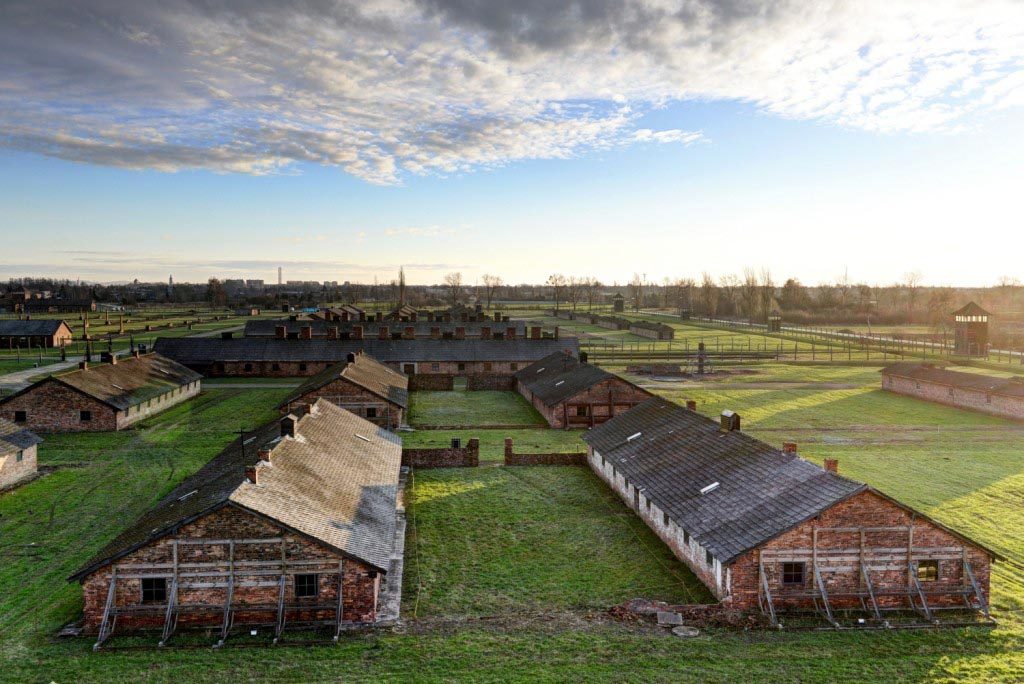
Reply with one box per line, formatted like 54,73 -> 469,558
0,357 -> 84,393
202,381 -> 302,389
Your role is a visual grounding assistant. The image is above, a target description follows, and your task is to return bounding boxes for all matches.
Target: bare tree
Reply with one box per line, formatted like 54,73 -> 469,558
675,278 -> 695,313
759,268 -> 775,322
546,273 -> 566,312
567,276 -> 584,312
699,272 -> 718,316
904,271 -> 923,314
584,278 -> 602,311
629,273 -> 644,312
481,274 -> 503,309
444,272 -> 464,309
740,268 -> 760,322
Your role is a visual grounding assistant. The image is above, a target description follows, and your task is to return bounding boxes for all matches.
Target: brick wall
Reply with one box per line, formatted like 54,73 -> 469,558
884,372 -> 1024,421
80,505 -> 382,633
519,377 -> 652,429
0,443 -> 37,489
465,374 -> 515,391
402,439 -> 479,468
115,380 -> 201,429
503,438 -> 586,466
408,374 -> 454,391
283,379 -> 404,429
0,380 -> 118,432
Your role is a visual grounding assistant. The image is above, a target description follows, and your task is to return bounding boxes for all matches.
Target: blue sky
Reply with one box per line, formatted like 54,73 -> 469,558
1,1 -> 1022,286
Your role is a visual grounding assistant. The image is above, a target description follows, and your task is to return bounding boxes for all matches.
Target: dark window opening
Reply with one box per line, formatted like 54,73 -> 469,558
663,512 -> 669,526
431,363 -> 440,372
457,363 -> 466,372
646,498 -> 651,511
295,573 -> 318,597
272,363 -> 281,371
483,362 -> 492,372
298,363 -> 308,372
576,405 -> 588,417
16,450 -> 24,462
705,550 -> 714,567
782,562 -> 805,585
918,560 -> 939,582
80,410 -> 92,422
14,411 -> 26,423
141,577 -> 167,603
366,407 -> 378,419
243,363 -> 254,372
683,530 -> 690,545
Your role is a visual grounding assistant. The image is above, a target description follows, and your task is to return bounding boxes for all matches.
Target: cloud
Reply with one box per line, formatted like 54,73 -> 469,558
383,225 -> 458,238
0,1 -> 1020,183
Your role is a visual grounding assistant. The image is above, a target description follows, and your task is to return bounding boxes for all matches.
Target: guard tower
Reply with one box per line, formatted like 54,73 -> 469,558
612,292 -> 625,313
953,302 -> 990,357
767,312 -> 782,333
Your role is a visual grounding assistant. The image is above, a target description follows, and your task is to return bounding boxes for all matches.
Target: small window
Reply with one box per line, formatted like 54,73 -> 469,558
141,577 -> 167,603
576,405 -> 588,417
457,362 -> 466,372
272,363 -> 281,371
80,410 -> 92,422
986,394 -> 992,404
431,363 -> 440,372
663,512 -> 669,526
295,573 -> 318,598
14,410 -> 26,423
645,498 -> 651,511
948,387 -> 954,398
244,363 -> 254,372
366,407 -> 378,419
16,450 -> 24,463
782,562 -> 805,585
917,560 -> 939,582
683,530 -> 690,545
510,363 -> 518,371
705,550 -> 714,567
299,363 -> 308,372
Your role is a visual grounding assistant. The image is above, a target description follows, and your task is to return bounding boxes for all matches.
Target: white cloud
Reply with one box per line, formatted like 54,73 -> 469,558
0,1 -> 1020,183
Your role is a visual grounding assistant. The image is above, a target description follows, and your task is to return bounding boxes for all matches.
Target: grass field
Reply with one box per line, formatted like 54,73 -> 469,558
408,390 -> 546,427
4,334 -> 1024,681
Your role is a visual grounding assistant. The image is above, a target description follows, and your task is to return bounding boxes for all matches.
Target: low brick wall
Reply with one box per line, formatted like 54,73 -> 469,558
408,374 -> 454,391
503,438 -> 586,466
402,438 -> 479,468
466,374 -> 515,391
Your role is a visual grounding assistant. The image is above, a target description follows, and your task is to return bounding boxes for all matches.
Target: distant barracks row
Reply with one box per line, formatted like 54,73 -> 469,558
882,362 -> 1024,421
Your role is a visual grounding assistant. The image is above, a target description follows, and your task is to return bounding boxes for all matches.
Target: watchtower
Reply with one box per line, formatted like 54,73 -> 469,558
612,292 -> 625,313
953,302 -> 990,357
767,312 -> 782,333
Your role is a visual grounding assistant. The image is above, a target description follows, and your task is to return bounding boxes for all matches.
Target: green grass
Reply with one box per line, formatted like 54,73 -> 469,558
408,390 -> 546,427
402,428 -> 586,463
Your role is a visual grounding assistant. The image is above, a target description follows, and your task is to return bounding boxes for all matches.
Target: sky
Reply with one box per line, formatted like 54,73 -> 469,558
1,1 -> 1022,287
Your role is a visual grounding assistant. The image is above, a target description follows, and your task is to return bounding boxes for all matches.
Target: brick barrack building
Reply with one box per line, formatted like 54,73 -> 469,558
279,351 -> 409,430
0,319 -> 74,348
70,399 -> 402,647
881,363 -> 1024,420
0,352 -> 201,432
0,418 -> 42,489
514,352 -> 653,429
583,398 -> 997,626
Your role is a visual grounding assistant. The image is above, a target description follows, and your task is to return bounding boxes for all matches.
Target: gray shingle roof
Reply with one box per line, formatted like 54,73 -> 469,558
70,399 -> 402,580
583,397 -> 866,564
882,363 -> 1024,398
244,319 -> 526,337
281,352 -> 409,409
515,352 -> 632,407
0,418 -> 42,455
154,337 -> 579,364
0,319 -> 72,336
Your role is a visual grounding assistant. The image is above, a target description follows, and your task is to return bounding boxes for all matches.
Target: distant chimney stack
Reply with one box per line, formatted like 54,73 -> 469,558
245,464 -> 259,485
430,326 -> 441,340
352,325 -> 363,340
281,415 -> 298,438
481,326 -> 492,340
782,442 -> 798,455
275,325 -> 286,339
300,325 -> 313,340
257,448 -> 272,464
824,459 -> 839,474
326,326 -> 338,340
686,400 -> 697,411
455,326 -> 466,340
404,325 -> 415,340
720,410 -> 740,432
346,352 -> 357,363
530,326 -> 541,340
78,361 -> 88,371
379,326 -> 389,340
506,326 -> 516,340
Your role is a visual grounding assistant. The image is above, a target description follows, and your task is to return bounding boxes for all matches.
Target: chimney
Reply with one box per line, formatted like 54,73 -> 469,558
346,352 -> 357,363
455,326 -> 466,340
326,326 -> 338,340
481,326 -> 492,340
685,400 -> 697,411
245,464 -> 259,485
281,415 -> 297,438
824,459 -> 839,474
378,326 -> 389,340
301,326 -> 313,340
494,311 -> 502,322
720,410 -> 740,432
78,361 -> 89,371
579,351 -> 588,363
506,326 -> 516,340
275,325 -> 286,339
257,448 -> 272,464
460,312 -> 469,322
404,326 -> 415,340
305,401 -> 317,416
426,311 -> 435,322
782,442 -> 798,455
530,326 -> 541,340
221,331 -> 234,340
443,313 -> 452,323
132,350 -> 141,359
430,326 -> 441,340
352,325 -> 363,340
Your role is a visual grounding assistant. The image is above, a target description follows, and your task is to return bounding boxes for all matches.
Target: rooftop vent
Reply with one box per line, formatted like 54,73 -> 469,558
700,482 -> 720,495
555,380 -> 565,386
355,434 -> 371,443
627,431 -> 642,442
720,410 -> 740,432
537,367 -> 546,374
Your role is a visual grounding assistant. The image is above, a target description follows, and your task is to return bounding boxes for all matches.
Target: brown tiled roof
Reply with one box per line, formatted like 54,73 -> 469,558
280,352 -> 409,409
953,302 -> 991,316
515,351 -> 638,407
881,363 -> 1024,398
70,399 -> 402,579
0,418 -> 42,455
0,353 -> 201,412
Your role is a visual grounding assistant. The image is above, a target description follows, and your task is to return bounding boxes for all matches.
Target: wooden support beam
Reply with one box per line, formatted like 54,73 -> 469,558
860,563 -> 882,621
334,559 -> 345,642
909,562 -> 934,622
813,563 -> 840,628
273,574 -> 287,644
964,558 -> 990,619
93,568 -> 118,650
758,557 -> 779,628
216,540 -> 235,648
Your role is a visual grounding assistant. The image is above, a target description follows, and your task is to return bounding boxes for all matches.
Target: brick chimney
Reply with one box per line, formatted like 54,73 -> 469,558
379,326 -> 389,340
245,464 -> 260,484
824,459 -> 839,474
443,313 -> 452,323
720,410 -> 740,432
686,400 -> 697,411
346,352 -> 357,363
78,361 -> 88,371
326,326 -> 338,340
782,442 -> 798,455
404,326 -> 415,340
275,325 -> 286,339
221,331 -> 234,340
257,448 -> 272,464
494,311 -> 502,322
530,326 -> 541,340
481,326 -> 492,340
506,326 -> 516,340
455,326 -> 466,340
430,326 -> 441,340
352,325 -> 363,340
300,326 -> 313,340
281,415 -> 297,438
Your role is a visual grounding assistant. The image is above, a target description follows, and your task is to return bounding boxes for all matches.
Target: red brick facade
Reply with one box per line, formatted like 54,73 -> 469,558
282,379 -> 404,429
883,372 -> 1024,421
0,443 -> 37,489
519,377 -> 653,429
589,448 -> 992,614
80,505 -> 382,634
0,378 -> 200,432
205,359 -> 528,379
402,439 -> 480,468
